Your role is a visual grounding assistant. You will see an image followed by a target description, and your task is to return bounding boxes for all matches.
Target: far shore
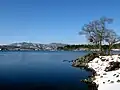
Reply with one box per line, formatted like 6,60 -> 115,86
1,49 -> 120,51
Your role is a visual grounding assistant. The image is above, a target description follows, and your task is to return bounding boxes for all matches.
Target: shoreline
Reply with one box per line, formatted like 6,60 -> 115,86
73,54 -> 120,90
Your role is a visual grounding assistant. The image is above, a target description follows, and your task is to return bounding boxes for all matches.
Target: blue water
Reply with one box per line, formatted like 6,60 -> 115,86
0,51 -> 90,90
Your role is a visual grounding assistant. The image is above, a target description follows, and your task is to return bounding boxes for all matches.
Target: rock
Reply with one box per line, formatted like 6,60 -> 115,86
72,52 -> 99,67
101,59 -> 106,61
81,78 -> 98,90
103,73 -> 107,75
110,81 -> 114,83
63,60 -> 73,63
87,82 -> 99,90
117,80 -> 120,83
116,75 -> 119,77
105,61 -> 120,72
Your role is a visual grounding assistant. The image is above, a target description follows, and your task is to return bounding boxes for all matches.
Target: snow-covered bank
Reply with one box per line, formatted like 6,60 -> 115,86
88,55 -> 120,90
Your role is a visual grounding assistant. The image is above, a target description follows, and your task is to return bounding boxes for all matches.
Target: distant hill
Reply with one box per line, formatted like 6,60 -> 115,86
1,42 -> 120,51
9,42 -> 67,50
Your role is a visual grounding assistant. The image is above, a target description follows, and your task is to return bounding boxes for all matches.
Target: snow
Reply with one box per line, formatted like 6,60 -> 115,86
88,55 -> 120,90
98,84 -> 120,90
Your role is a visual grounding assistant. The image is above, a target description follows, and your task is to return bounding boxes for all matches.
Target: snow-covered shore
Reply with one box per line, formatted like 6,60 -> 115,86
88,55 -> 120,90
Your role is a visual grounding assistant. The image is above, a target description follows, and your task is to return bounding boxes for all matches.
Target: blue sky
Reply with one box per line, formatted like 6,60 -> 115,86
0,0 -> 120,44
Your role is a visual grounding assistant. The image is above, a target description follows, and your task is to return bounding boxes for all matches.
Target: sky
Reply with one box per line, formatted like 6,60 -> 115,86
0,0 -> 120,44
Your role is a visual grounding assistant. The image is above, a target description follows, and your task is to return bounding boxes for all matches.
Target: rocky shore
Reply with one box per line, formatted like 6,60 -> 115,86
72,53 -> 120,90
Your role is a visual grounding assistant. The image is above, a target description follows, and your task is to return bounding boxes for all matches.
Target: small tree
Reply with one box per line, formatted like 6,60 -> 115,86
105,30 -> 120,55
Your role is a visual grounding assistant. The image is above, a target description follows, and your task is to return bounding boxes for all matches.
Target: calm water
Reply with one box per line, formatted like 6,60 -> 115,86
0,51 -> 90,90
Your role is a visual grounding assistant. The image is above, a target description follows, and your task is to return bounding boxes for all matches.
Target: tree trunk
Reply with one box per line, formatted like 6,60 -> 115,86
108,47 -> 111,55
108,43 -> 113,55
99,40 -> 102,54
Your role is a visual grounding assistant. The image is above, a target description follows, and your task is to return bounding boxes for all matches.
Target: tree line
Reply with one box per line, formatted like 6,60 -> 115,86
57,43 -> 120,50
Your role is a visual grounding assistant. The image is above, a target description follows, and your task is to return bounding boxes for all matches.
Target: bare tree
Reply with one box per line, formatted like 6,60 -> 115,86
79,17 -> 113,54
105,30 -> 120,55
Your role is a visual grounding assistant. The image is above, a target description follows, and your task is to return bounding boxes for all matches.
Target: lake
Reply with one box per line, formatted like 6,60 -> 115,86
0,51 -> 90,90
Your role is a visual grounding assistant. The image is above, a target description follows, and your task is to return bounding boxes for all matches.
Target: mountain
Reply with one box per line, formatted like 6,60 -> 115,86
9,42 -> 67,50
